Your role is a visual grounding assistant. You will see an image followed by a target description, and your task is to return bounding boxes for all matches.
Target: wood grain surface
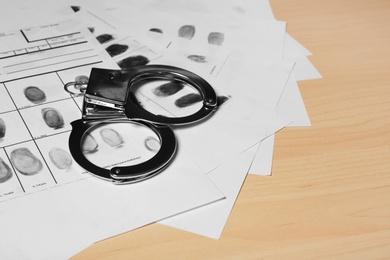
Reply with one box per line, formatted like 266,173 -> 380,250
73,0 -> 390,258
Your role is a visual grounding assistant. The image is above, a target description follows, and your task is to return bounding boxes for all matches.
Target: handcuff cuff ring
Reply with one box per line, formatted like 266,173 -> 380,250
67,65 -> 218,184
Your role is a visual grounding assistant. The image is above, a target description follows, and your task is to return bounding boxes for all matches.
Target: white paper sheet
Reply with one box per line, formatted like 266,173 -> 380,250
161,146 -> 258,239
290,56 -> 322,81
284,33 -> 312,57
249,74 -> 314,176
248,135 -> 276,176
250,75 -> 312,176
214,55 -> 295,110
277,75 -> 312,127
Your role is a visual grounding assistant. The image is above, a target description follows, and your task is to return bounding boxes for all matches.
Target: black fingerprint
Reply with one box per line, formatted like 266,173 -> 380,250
149,28 -> 163,34
82,134 -> 98,154
96,34 -> 114,44
208,32 -> 225,46
49,148 -> 73,170
10,147 -> 43,176
144,136 -> 160,152
24,86 -> 46,104
152,82 -> 184,97
0,118 -> 5,139
105,44 -> 129,57
117,55 -> 150,69
187,55 -> 207,63
0,157 -> 12,183
100,128 -> 124,148
75,75 -> 89,83
175,93 -> 202,108
41,108 -> 64,129
71,6 -> 80,12
178,25 -> 196,39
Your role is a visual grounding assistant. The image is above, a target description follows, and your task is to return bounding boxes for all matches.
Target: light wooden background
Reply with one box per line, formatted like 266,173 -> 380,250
73,0 -> 390,258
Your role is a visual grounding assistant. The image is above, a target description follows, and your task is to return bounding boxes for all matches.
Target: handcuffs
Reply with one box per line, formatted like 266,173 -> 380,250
65,65 -> 218,184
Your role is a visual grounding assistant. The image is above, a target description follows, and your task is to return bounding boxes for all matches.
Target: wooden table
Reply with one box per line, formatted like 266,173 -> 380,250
73,0 -> 390,258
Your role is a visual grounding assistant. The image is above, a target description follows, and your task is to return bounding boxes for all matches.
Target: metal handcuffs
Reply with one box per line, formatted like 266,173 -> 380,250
65,65 -> 218,184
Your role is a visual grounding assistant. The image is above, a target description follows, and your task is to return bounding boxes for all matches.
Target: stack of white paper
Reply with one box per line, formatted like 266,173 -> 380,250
0,1 -> 321,259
